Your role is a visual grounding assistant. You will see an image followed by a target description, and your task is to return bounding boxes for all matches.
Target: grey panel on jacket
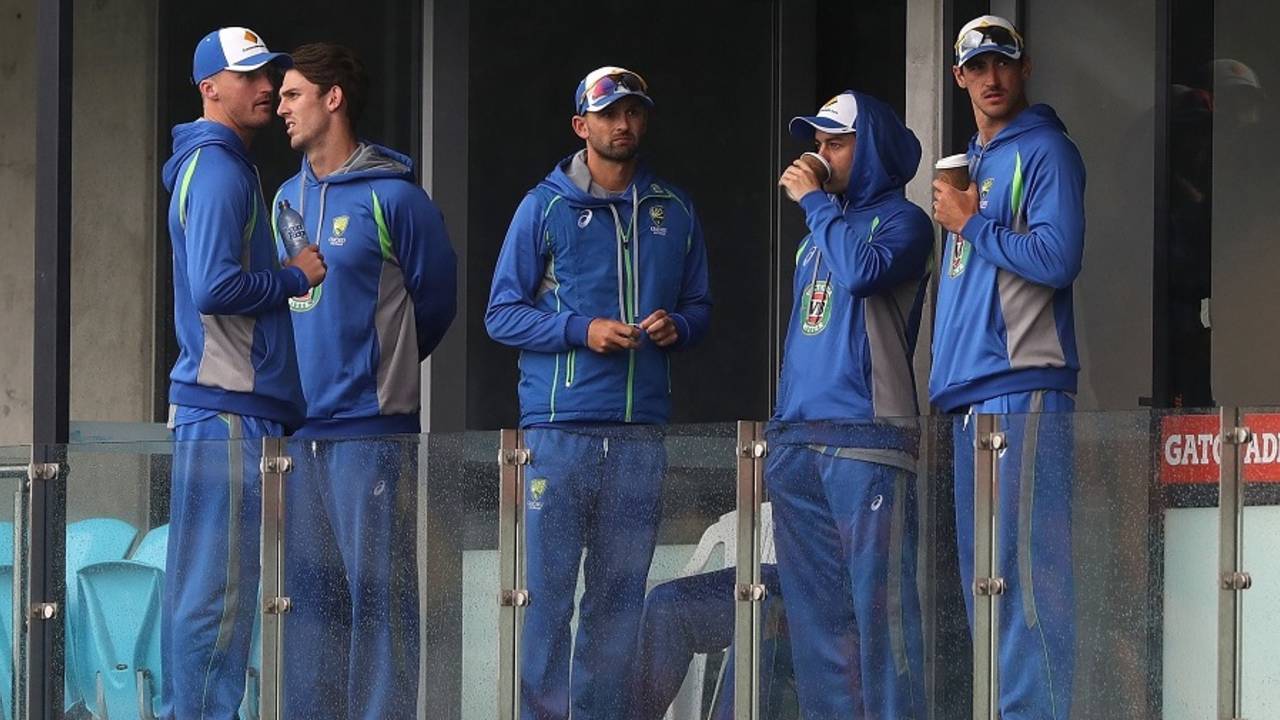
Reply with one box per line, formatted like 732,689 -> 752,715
375,261 -> 421,416
197,314 -> 256,392
864,278 -> 922,419
997,269 -> 1066,369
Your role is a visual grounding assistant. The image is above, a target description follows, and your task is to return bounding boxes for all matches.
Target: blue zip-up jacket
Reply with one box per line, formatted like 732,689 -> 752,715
930,104 -> 1086,412
770,92 -> 932,452
485,153 -> 712,427
161,120 -> 308,430
273,143 -> 457,438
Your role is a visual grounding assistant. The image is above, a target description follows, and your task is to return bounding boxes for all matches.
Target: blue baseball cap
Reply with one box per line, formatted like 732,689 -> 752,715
954,15 -> 1024,66
192,27 -> 292,83
789,92 -> 858,140
574,66 -> 654,115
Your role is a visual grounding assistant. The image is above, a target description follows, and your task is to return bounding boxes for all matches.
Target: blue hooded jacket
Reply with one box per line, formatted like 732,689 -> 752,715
273,143 -> 457,438
161,120 -> 308,430
769,92 -> 932,452
485,153 -> 712,427
930,104 -> 1086,412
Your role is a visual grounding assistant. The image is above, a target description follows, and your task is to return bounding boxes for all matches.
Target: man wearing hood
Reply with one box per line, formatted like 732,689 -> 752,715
272,42 -> 457,718
932,15 -> 1085,720
160,27 -> 323,718
771,90 -> 932,718
485,66 -> 712,720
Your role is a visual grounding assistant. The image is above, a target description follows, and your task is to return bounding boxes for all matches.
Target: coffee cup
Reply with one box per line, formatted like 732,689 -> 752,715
798,151 -> 831,185
935,153 -> 970,190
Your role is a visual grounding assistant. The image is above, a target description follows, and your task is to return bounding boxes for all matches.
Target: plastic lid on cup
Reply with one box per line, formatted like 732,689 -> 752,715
935,153 -> 970,170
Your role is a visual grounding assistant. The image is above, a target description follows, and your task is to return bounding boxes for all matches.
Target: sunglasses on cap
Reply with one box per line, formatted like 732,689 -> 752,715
955,24 -> 1023,63
581,71 -> 649,109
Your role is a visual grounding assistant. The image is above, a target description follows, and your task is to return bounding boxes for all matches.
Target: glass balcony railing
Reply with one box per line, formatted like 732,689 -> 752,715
0,408 -> 1273,718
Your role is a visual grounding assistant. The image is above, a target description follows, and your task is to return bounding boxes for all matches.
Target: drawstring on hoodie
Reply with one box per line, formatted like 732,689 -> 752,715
607,185 -> 640,323
296,159 -> 331,245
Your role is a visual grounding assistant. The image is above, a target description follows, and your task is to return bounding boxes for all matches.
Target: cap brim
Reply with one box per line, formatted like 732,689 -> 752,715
788,115 -> 854,140
581,90 -> 654,114
956,46 -> 1021,66
226,51 -> 293,73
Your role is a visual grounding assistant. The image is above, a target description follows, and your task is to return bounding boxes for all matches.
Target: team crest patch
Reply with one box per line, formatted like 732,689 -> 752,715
527,478 -> 548,510
328,215 -> 349,246
948,233 -> 972,278
801,279 -> 833,335
979,177 -> 995,210
648,205 -> 668,236
289,283 -> 323,312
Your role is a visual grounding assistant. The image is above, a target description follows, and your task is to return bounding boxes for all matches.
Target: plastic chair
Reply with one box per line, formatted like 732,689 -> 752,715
0,521 -> 14,567
0,564 -> 13,720
662,503 -> 775,720
65,519 -> 139,712
73,560 -> 163,720
129,525 -> 169,570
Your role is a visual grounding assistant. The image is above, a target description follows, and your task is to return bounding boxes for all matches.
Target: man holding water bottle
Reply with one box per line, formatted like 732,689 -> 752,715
272,42 -> 456,718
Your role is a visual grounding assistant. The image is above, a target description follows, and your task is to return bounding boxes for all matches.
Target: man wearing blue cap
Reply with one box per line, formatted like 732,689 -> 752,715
485,66 -> 712,720
770,90 -> 932,719
932,15 -> 1085,720
159,26 -> 322,719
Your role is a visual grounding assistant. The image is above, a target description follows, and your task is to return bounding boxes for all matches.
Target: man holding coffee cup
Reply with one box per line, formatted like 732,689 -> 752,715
771,90 -> 932,719
930,14 -> 1086,720
486,66 -> 712,720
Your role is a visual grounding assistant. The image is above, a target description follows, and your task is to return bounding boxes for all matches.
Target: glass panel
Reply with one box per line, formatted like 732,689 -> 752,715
63,435 -> 262,720
923,415 -> 972,719
977,408 -> 1218,719
0,447 -> 27,720
517,423 -> 741,719
1240,407 -> 1280,715
766,416 -> 937,720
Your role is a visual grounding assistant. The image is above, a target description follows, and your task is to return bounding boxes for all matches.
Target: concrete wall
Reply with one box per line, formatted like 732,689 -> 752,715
0,0 -> 156,446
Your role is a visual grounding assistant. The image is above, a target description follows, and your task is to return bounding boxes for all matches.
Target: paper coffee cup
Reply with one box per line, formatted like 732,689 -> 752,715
798,152 -> 831,184
935,153 -> 970,190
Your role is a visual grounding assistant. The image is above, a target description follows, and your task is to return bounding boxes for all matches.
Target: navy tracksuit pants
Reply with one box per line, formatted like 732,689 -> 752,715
520,426 -> 665,720
633,565 -> 790,720
766,445 -> 926,720
282,437 -> 420,719
163,410 -> 277,720
953,390 -> 1075,720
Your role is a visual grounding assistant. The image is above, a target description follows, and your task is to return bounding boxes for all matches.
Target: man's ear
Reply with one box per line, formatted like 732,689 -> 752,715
952,65 -> 967,89
1020,54 -> 1033,80
571,115 -> 589,141
326,85 -> 345,113
199,77 -> 219,101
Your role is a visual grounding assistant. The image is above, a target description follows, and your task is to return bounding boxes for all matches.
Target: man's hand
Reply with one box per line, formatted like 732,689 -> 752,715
932,179 -> 980,235
587,318 -> 641,353
639,309 -> 679,347
778,161 -> 822,204
287,245 -> 327,287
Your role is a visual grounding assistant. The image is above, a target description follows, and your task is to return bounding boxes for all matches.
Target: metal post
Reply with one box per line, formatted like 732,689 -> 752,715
972,414 -> 1003,720
734,421 -> 766,720
497,430 -> 529,720
30,0 -> 73,710
259,437 -> 291,720
1217,407 -> 1250,720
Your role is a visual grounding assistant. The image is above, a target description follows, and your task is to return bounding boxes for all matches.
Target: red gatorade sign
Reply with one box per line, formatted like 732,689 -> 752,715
1160,413 -> 1280,484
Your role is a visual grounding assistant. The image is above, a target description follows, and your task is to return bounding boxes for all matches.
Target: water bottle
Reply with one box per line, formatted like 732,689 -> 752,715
276,200 -> 310,257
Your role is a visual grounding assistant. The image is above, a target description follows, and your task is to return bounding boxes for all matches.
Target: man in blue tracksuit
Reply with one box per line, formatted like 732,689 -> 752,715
769,91 -> 932,719
931,15 -> 1085,720
485,66 -> 712,720
272,43 -> 457,718
160,27 -> 323,719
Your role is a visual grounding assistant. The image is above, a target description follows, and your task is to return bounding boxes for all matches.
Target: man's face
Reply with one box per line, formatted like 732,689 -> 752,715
954,53 -> 1030,123
573,96 -> 649,162
814,130 -> 856,194
205,68 -> 276,130
277,69 -> 335,151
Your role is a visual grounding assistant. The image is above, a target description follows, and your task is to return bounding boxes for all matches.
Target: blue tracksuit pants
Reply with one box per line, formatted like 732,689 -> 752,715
163,410 -> 278,720
633,564 -> 789,720
953,390 -> 1075,720
765,445 -> 925,720
520,426 -> 665,720
282,437 -> 420,719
